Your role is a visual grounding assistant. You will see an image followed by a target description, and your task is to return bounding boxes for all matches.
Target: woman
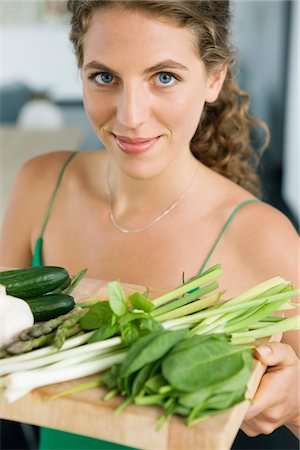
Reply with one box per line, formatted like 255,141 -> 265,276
0,1 -> 299,449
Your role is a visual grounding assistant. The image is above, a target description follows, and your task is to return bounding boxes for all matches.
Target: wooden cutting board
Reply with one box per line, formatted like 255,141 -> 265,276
0,275 -> 271,450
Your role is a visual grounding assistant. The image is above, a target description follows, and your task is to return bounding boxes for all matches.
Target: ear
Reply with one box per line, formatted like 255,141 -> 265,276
205,67 -> 227,103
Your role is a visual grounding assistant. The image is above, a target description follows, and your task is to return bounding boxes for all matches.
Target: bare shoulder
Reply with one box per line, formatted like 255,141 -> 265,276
226,199 -> 299,282
15,149 -> 106,192
231,200 -> 298,245
18,150 -> 77,187
0,151 -> 79,266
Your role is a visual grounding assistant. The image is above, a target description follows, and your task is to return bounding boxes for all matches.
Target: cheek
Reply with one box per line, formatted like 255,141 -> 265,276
166,93 -> 205,140
83,87 -> 112,128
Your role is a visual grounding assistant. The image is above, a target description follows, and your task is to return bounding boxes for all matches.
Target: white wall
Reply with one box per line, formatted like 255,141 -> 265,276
1,24 -> 82,100
282,1 -> 300,221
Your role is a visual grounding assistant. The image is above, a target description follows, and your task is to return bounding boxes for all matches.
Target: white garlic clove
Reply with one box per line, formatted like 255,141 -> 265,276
0,285 -> 34,347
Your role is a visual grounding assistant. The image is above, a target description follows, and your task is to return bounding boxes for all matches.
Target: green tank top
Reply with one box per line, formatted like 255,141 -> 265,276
32,151 -> 261,449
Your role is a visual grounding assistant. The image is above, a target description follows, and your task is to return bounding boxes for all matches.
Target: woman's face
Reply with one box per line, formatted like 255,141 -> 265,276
82,7 -> 224,178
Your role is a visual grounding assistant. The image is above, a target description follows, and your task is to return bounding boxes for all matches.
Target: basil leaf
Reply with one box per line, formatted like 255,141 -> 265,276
88,323 -> 119,343
119,311 -> 148,326
108,281 -> 128,316
128,292 -> 154,313
139,318 -> 164,332
79,301 -> 113,330
121,322 -> 140,346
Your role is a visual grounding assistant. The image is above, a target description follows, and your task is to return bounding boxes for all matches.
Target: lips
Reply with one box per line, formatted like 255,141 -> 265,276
113,134 -> 160,154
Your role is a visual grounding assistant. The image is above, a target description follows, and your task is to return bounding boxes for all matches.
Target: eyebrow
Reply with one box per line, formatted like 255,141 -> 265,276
144,59 -> 189,74
83,59 -> 189,74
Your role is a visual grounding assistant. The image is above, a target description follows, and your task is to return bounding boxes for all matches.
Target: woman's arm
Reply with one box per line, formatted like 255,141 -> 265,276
0,151 -> 71,268
235,203 -> 300,437
0,159 -> 38,267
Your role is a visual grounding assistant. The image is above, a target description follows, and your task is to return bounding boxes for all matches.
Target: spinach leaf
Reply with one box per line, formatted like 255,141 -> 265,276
187,387 -> 246,425
202,388 -> 246,411
145,373 -> 167,393
108,280 -> 128,316
121,329 -> 188,378
162,335 -> 249,392
131,363 -> 154,397
101,364 -> 122,390
168,334 -> 228,356
179,351 -> 252,408
120,331 -> 166,378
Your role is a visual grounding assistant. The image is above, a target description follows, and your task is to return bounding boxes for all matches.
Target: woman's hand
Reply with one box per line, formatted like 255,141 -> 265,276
241,342 -> 300,438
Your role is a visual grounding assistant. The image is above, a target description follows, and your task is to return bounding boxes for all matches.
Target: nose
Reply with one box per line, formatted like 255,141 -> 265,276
115,82 -> 150,129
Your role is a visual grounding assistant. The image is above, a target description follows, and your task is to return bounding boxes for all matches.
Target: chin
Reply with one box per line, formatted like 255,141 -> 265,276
116,155 -> 170,181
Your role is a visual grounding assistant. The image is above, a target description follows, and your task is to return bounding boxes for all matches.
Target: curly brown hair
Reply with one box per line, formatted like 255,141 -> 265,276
67,0 -> 269,195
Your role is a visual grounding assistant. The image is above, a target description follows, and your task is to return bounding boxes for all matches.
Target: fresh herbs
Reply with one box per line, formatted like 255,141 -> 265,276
101,333 -> 253,428
80,282 -> 160,346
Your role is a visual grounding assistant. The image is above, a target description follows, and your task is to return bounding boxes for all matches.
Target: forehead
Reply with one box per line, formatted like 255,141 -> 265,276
83,7 -> 200,67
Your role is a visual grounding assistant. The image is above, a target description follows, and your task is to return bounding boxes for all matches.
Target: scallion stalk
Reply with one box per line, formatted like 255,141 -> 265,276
152,264 -> 223,308
0,337 -> 123,376
231,316 -> 300,345
4,351 -> 126,402
162,289 -> 299,329
152,282 -> 219,318
153,291 -> 222,321
223,277 -> 288,307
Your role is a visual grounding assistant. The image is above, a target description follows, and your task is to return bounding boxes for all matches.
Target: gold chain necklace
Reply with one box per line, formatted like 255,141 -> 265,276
107,164 -> 199,233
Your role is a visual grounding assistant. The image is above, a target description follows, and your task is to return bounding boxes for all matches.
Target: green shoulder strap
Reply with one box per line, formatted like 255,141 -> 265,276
199,198 -> 262,274
32,151 -> 78,267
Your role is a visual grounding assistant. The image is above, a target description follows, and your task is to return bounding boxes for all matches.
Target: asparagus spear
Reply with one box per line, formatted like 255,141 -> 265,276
20,308 -> 85,340
6,333 -> 56,355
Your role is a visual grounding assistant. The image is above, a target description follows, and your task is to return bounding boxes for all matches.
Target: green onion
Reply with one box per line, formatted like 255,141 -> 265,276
152,264 -> 223,308
231,316 -> 300,345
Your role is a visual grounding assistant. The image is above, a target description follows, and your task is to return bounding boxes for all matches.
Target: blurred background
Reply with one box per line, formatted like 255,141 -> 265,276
0,0 -> 299,230
0,2 -> 299,450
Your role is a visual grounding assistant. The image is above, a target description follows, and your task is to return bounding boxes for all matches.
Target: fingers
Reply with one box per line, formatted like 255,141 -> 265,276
241,344 -> 300,437
244,371 -> 283,421
254,342 -> 297,368
241,417 -> 277,437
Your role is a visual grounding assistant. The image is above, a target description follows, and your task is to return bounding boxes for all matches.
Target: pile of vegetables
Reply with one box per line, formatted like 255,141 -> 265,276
0,264 -> 299,427
0,266 -> 76,328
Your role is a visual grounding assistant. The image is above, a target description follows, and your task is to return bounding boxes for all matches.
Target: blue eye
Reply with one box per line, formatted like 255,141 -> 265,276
94,72 -> 115,85
156,72 -> 176,86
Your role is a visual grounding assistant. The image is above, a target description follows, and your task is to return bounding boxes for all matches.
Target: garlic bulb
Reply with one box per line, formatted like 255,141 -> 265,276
0,284 -> 34,347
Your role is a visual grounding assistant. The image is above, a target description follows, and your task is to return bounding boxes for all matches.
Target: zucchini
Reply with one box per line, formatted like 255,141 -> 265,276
0,266 -> 70,298
25,294 -> 75,321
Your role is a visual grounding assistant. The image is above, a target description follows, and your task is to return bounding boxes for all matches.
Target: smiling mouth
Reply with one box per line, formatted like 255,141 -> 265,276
113,134 -> 161,154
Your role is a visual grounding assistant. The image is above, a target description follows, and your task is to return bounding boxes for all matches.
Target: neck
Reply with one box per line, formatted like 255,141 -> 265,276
107,153 -> 200,217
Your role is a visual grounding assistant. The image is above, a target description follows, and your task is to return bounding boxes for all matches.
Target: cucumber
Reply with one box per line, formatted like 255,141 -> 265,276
47,276 -> 72,294
25,294 -> 75,321
0,266 -> 70,298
